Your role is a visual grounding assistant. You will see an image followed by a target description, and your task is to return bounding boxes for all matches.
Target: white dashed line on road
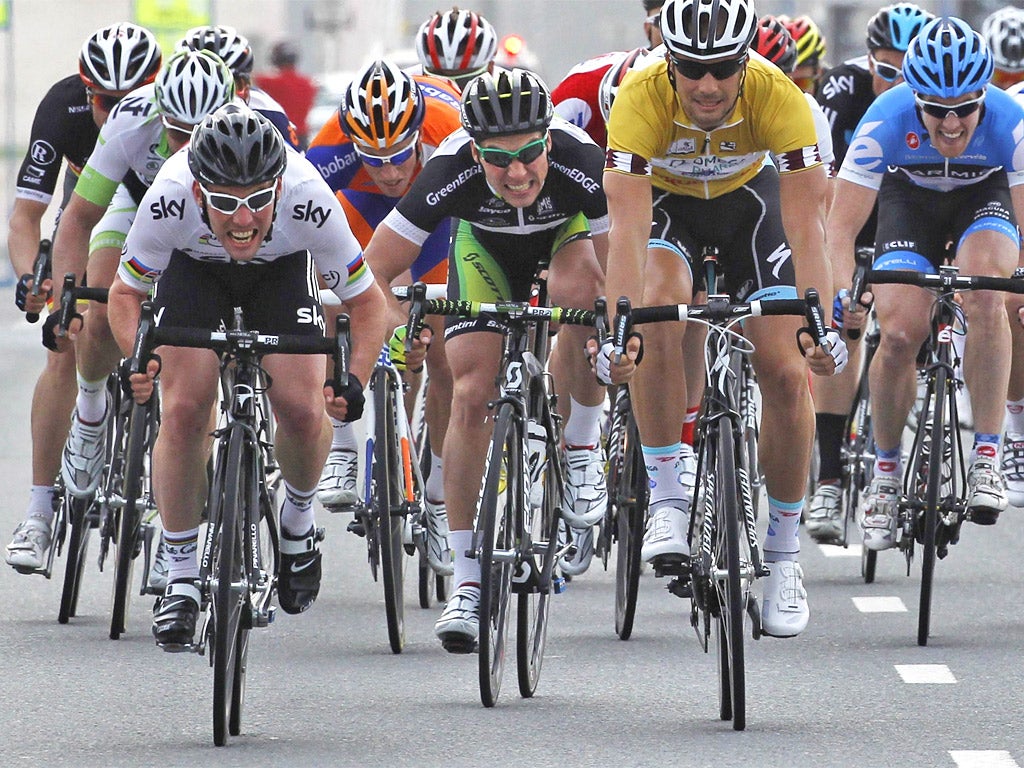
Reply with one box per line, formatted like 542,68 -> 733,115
949,750 -> 1020,768
895,664 -> 956,684
852,596 -> 907,612
818,543 -> 863,557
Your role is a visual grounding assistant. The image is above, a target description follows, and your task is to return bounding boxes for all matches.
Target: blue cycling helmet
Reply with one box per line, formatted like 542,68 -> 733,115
866,3 -> 935,53
902,16 -> 993,98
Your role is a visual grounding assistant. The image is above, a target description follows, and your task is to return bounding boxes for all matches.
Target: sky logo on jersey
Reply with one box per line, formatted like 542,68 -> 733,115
906,133 -> 920,150
292,200 -> 332,228
150,195 -> 185,221
30,140 -> 56,165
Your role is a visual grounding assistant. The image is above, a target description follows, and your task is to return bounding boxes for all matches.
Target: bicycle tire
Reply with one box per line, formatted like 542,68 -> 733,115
918,368 -> 948,647
712,422 -> 746,731
109,401 -> 150,640
58,496 -> 92,623
517,397 -> 560,697
846,380 -> 877,583
611,393 -> 646,640
375,369 -> 406,654
213,428 -> 247,746
478,403 -> 518,707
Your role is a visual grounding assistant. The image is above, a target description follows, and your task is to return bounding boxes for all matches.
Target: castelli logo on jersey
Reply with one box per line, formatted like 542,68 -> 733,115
906,132 -> 920,149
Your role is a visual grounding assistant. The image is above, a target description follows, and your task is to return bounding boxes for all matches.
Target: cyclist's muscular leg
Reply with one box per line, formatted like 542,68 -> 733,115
74,247 -> 123,382
151,347 -> 220,532
958,229 -> 1017,436
442,332 -> 504,532
745,316 -> 817,502
264,354 -> 333,491
869,284 -> 933,451
627,247 -> 693,445
31,348 -> 79,485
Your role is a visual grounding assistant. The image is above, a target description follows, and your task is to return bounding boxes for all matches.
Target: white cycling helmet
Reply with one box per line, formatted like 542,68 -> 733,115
660,0 -> 758,61
598,48 -> 656,122
982,6 -> 1024,73
178,25 -> 254,78
416,7 -> 498,77
79,22 -> 162,92
155,49 -> 235,125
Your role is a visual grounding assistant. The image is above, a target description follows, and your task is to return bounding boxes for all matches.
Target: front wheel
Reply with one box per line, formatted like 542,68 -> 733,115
374,369 -> 407,654
611,395 -> 646,640
918,370 -> 949,647
58,496 -> 92,623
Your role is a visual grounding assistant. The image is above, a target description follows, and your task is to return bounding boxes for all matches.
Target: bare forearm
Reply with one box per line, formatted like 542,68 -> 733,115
7,204 -> 45,275
344,282 -> 389,384
107,279 -> 146,358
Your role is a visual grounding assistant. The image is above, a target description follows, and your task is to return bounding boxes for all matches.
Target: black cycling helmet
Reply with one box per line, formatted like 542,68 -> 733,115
643,0 -> 664,11
188,103 -> 287,187
460,68 -> 553,139
866,3 -> 935,53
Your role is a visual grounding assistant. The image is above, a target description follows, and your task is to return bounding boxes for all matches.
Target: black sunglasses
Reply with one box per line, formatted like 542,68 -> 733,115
671,55 -> 746,81
914,92 -> 985,120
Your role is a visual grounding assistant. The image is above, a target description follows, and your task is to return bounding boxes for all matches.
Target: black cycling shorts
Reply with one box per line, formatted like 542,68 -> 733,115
649,164 -> 797,301
150,250 -> 325,337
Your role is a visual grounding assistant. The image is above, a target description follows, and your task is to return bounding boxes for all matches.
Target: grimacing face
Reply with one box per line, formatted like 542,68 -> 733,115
193,178 -> 280,262
916,91 -> 985,159
471,131 -> 551,208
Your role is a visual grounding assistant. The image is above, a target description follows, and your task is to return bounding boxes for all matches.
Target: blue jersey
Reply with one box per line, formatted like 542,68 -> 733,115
837,83 -> 1024,193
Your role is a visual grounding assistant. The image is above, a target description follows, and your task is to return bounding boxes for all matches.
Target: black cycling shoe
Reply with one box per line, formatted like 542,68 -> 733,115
278,526 -> 324,615
153,580 -> 201,651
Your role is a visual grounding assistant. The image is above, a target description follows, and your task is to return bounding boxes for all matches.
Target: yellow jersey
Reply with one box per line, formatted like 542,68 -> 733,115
605,53 -> 821,199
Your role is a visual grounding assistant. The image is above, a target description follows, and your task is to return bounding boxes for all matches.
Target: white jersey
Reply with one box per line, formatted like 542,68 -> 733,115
75,84 -> 172,208
806,92 -> 835,169
118,146 -> 374,303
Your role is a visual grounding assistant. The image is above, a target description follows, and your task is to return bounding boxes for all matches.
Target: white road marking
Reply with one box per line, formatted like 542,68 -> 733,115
852,596 -> 907,613
818,543 -> 863,558
895,664 -> 956,684
949,751 -> 1020,768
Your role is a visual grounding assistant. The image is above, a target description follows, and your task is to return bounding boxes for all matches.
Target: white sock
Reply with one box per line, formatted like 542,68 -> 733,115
763,497 -> 802,562
450,529 -> 480,587
642,442 -> 690,507
425,450 -> 444,503
330,419 -> 357,451
1006,398 -> 1024,436
76,374 -> 108,424
280,481 -> 316,537
164,527 -> 200,583
562,396 -> 603,448
26,485 -> 56,523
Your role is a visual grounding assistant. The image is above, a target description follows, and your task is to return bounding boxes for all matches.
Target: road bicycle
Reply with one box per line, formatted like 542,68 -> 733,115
611,249 -> 827,730
128,301 -> 348,745
409,280 -> 594,707
858,266 -> 1024,646
46,275 -> 160,634
322,285 -> 450,653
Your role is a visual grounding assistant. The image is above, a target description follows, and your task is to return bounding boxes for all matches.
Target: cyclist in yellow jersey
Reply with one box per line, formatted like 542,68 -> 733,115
594,0 -> 845,639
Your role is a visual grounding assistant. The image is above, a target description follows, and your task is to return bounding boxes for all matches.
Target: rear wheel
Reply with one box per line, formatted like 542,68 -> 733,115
478,405 -> 518,707
517,404 -> 560,698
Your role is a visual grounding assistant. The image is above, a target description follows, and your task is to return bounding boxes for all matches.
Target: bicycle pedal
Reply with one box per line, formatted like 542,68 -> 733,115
652,554 -> 691,578
666,577 -> 691,599
346,519 -> 366,537
439,635 -> 478,655
157,641 -> 199,654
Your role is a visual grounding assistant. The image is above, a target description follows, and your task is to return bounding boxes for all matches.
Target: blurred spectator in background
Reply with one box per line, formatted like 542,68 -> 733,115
256,40 -> 317,148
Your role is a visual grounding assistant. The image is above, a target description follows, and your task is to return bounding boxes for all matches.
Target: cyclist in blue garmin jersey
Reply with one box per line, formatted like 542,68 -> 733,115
829,17 -> 1024,549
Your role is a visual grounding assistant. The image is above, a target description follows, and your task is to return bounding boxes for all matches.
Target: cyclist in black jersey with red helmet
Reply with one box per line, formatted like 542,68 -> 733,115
5,23 -> 161,573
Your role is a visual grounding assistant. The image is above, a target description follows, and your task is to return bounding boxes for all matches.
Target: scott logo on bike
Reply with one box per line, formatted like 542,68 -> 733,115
291,200 -> 332,228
